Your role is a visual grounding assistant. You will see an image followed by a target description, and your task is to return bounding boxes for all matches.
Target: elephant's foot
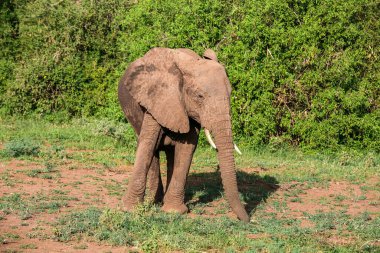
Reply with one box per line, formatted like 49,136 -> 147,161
162,203 -> 188,214
122,194 -> 140,212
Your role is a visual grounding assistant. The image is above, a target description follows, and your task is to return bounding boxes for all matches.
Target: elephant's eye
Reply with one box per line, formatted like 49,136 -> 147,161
195,92 -> 205,102
187,87 -> 205,103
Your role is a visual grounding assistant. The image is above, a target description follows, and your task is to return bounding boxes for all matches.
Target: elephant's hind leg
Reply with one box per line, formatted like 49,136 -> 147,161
164,146 -> 175,191
123,112 -> 161,211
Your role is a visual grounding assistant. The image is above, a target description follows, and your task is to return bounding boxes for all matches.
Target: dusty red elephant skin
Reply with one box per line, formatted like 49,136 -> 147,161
118,47 -> 249,222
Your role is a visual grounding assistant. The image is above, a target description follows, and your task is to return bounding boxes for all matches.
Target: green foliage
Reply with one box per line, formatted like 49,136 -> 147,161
0,0 -> 126,118
1,0 -> 379,151
0,0 -> 20,114
4,139 -> 40,157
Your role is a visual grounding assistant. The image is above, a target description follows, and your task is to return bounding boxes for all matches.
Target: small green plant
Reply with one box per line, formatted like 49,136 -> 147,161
0,171 -> 18,186
1,232 -> 20,241
141,239 -> 159,253
23,162 -> 57,179
94,119 -> 134,145
99,209 -> 126,231
20,243 -> 38,249
73,244 -> 87,250
356,195 -> 367,201
44,161 -> 55,172
48,145 -> 67,159
290,197 -> 302,203
334,194 -> 347,202
41,174 -> 53,179
4,139 -> 40,157
25,169 -> 43,178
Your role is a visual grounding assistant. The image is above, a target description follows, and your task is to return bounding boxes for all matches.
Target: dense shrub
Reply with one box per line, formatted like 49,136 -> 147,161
4,139 -> 40,157
0,0 -> 379,151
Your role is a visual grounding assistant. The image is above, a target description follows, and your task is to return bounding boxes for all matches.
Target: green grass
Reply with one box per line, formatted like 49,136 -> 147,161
17,162 -> 60,179
1,116 -> 379,184
0,117 -> 136,171
0,192 -> 72,219
53,206 -> 380,252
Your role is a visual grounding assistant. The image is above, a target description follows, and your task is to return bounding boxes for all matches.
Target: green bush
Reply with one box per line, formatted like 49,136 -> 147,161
4,139 -> 40,157
0,0 -> 379,151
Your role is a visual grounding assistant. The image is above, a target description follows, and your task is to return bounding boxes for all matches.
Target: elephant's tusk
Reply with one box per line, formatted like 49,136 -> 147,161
234,143 -> 242,155
205,129 -> 217,149
205,129 -> 242,155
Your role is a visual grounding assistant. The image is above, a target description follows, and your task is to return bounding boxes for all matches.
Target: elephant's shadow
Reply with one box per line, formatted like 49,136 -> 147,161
185,169 -> 279,215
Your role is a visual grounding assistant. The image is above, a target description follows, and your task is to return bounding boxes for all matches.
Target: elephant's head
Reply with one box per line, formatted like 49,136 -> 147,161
123,48 -> 249,222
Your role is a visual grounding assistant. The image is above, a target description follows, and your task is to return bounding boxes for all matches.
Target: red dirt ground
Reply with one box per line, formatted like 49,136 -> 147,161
1,158 -> 379,252
0,159 -> 132,252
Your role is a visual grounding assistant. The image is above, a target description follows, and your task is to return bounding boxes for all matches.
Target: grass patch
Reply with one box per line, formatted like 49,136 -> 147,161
233,147 -> 380,183
0,192 -> 69,219
1,117 -> 378,184
0,117 -> 136,169
19,161 -> 60,179
54,206 -> 380,252
0,170 -> 22,187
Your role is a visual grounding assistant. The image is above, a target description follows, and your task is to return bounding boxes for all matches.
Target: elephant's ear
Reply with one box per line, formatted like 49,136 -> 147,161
203,49 -> 218,62
203,49 -> 232,95
123,50 -> 189,133
177,48 -> 202,60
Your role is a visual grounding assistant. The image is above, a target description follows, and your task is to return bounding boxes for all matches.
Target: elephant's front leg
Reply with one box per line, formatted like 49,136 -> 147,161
162,127 -> 199,213
123,112 -> 161,211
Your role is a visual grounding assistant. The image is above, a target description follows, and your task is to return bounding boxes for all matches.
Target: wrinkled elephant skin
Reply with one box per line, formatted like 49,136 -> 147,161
118,48 -> 249,222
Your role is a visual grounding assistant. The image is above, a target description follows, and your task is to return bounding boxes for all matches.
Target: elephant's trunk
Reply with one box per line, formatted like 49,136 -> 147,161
211,115 -> 250,223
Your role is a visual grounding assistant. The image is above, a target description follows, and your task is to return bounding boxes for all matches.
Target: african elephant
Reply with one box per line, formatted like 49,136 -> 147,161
118,48 -> 249,222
